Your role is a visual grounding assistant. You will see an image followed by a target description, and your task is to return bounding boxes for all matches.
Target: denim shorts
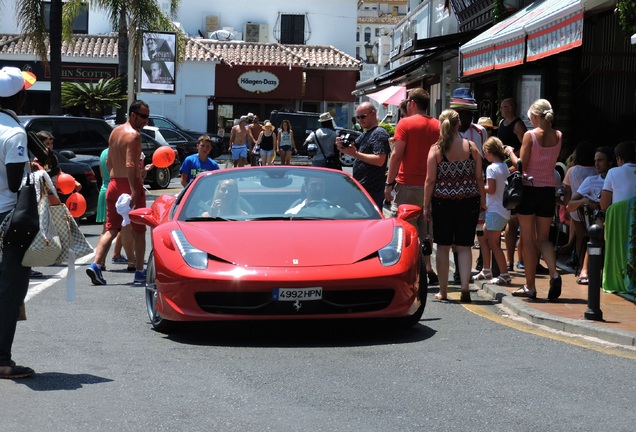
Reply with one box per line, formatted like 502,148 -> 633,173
485,211 -> 509,231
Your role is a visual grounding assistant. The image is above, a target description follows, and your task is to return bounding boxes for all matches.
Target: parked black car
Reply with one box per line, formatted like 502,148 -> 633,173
19,116 -> 180,190
104,113 -> 210,140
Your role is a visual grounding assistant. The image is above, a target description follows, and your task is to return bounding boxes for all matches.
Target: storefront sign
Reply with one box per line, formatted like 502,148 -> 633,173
238,70 -> 279,93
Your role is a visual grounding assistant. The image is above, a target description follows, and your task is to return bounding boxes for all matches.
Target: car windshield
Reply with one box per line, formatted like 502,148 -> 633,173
179,167 -> 381,221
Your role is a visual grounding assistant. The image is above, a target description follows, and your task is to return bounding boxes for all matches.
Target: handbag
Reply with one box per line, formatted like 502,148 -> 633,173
51,203 -> 93,263
21,177 -> 62,267
3,166 -> 39,250
502,161 -> 523,211
315,134 -> 341,170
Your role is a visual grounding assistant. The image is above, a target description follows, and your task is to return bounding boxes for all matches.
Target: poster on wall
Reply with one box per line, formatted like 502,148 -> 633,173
140,31 -> 176,93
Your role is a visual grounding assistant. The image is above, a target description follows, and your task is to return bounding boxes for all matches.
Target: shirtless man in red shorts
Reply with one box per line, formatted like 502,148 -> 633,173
86,100 -> 149,285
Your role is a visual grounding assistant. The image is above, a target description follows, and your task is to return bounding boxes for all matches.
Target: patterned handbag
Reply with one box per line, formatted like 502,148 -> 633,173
21,182 -> 62,267
51,203 -> 93,264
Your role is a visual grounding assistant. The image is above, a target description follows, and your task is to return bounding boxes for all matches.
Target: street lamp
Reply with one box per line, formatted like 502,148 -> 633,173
364,42 -> 376,64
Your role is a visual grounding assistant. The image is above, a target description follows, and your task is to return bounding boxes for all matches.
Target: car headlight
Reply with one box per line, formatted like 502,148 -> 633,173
378,227 -> 403,266
171,230 -> 208,270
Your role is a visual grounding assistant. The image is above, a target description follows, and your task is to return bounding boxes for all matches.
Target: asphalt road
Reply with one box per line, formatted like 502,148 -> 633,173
2,183 -> 635,431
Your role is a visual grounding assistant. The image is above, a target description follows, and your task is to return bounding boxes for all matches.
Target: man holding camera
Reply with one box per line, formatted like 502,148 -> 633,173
337,101 -> 390,208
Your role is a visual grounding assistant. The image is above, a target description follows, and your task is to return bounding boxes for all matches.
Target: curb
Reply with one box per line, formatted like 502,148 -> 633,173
474,280 -> 636,347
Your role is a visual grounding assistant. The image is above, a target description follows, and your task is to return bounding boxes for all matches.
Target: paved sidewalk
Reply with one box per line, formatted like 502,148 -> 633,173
462,247 -> 636,347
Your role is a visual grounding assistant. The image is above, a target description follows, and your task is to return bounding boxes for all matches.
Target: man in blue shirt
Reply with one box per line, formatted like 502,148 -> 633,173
180,135 -> 220,187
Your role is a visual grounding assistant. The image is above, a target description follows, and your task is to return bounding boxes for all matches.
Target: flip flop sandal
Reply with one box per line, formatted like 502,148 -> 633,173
434,293 -> 447,301
576,276 -> 589,285
512,286 -> 537,299
489,274 -> 512,285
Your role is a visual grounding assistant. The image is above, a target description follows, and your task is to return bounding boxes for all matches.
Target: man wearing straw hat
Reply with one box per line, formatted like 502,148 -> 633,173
0,66 -> 37,379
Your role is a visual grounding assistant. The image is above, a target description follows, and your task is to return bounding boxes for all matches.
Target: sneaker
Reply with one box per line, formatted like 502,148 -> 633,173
111,255 -> 128,264
516,261 -> 525,270
507,263 -> 514,272
30,270 -> 43,278
134,269 -> 147,284
86,263 -> 106,285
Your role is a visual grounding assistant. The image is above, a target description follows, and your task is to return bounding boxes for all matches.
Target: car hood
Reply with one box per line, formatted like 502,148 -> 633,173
178,219 -> 397,267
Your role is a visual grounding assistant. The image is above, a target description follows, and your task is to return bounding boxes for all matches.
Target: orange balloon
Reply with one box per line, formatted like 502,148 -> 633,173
66,192 -> 87,218
152,146 -> 175,168
57,173 -> 76,194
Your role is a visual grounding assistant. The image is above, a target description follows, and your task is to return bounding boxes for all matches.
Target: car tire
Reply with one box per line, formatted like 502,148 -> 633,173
145,251 -> 176,333
393,257 -> 427,328
339,152 -> 355,167
151,167 -> 171,189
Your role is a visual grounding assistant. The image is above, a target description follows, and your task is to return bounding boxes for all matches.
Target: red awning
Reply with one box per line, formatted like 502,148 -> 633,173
459,0 -> 584,77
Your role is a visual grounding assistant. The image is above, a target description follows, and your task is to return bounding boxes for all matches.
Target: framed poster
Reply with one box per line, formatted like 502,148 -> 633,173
140,31 -> 176,93
519,74 -> 542,129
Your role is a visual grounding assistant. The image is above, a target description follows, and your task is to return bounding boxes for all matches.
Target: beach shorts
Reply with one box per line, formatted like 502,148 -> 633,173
485,211 -> 509,231
231,144 -> 248,160
105,178 -> 146,233
516,186 -> 555,218
279,145 -> 292,152
260,149 -> 274,157
431,196 -> 480,246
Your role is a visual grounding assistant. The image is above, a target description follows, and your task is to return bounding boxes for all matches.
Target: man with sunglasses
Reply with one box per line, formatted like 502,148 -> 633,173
336,101 -> 390,208
87,100 -> 150,286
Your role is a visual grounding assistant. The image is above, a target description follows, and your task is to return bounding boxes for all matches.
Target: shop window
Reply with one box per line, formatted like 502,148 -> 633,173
280,14 -> 305,45
43,1 -> 88,34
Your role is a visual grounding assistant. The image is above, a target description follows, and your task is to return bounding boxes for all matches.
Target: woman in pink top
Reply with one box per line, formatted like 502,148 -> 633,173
513,99 -> 562,301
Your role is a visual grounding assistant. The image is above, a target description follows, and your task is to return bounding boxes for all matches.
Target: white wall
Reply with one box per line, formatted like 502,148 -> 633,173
0,1 -> 358,56
139,61 -> 215,132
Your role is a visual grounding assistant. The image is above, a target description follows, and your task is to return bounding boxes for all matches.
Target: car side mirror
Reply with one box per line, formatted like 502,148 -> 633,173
395,204 -> 422,221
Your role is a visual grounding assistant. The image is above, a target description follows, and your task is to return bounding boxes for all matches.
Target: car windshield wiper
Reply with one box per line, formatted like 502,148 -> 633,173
185,216 -> 236,222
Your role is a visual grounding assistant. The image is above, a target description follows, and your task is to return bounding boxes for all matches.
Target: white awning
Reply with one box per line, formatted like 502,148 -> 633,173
459,0 -> 584,77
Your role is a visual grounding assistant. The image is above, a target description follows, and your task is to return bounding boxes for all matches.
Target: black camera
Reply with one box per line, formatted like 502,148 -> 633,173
340,133 -> 353,148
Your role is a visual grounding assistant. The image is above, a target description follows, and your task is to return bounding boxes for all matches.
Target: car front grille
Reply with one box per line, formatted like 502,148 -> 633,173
194,289 -> 395,315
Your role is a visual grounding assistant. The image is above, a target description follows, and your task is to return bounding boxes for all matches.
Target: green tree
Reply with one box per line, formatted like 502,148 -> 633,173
63,0 -> 184,123
14,0 -> 63,114
617,0 -> 636,35
61,77 -> 128,118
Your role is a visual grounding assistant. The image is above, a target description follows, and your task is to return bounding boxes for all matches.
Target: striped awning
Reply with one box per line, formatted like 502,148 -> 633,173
459,0 -> 584,77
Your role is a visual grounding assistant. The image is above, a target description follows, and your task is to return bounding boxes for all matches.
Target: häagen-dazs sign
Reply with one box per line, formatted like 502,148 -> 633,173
238,70 -> 279,93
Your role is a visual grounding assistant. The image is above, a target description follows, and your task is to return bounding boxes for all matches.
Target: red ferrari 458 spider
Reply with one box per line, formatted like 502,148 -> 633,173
130,166 -> 426,333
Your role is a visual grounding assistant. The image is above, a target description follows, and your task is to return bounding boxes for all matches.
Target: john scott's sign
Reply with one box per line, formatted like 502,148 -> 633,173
238,70 -> 279,94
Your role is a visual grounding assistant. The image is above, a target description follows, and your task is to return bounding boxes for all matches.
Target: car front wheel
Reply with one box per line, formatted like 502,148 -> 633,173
145,251 -> 175,333
151,167 -> 171,189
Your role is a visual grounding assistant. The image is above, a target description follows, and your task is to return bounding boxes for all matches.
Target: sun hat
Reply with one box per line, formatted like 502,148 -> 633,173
477,117 -> 497,129
319,112 -> 333,123
450,87 -> 478,110
239,115 -> 249,123
0,67 -> 36,97
115,193 -> 132,226
262,120 -> 275,130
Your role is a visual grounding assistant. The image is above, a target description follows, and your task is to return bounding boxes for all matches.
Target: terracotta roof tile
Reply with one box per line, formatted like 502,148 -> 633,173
0,34 -> 361,70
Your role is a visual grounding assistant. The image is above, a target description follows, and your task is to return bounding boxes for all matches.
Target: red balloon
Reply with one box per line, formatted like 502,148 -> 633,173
66,192 -> 87,218
57,173 -> 76,195
152,146 -> 175,169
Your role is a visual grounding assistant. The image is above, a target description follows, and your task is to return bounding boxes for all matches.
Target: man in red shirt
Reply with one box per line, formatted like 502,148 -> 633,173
384,88 -> 440,284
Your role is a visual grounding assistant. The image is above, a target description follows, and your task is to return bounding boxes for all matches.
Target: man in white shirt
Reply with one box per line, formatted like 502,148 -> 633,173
601,141 -> 636,210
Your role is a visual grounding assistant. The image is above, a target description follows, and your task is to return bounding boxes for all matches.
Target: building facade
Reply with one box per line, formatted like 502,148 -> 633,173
0,0 -> 361,132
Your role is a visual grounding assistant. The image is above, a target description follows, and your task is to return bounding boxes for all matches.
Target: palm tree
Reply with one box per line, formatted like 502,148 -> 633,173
64,0 -> 183,123
15,0 -> 63,114
61,77 -> 128,118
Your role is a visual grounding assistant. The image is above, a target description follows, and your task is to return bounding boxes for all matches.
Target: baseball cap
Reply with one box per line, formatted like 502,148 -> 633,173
0,67 -> 36,97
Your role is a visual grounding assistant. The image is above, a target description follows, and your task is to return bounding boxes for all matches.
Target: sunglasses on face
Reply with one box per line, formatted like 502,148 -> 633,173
356,111 -> 374,120
134,112 -> 149,120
